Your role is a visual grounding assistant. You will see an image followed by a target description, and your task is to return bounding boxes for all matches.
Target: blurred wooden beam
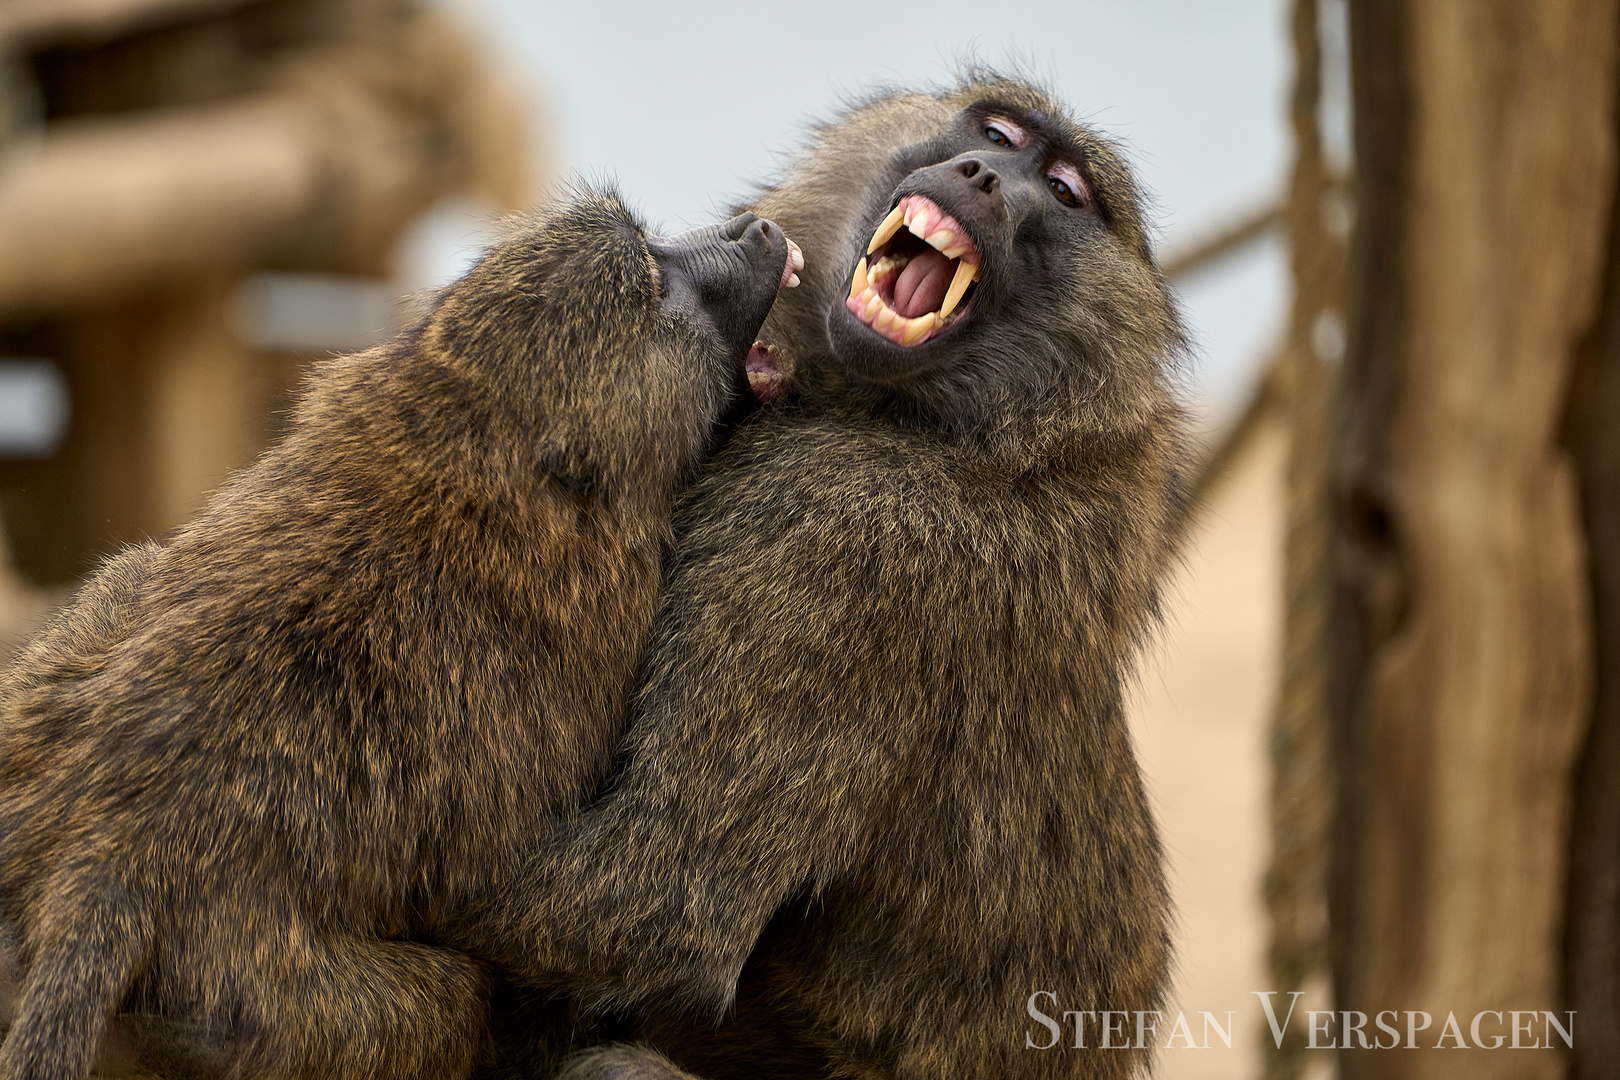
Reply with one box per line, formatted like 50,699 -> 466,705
1331,2 -> 1618,1077
1161,200 -> 1280,281
1188,354 -> 1282,508
0,0 -> 252,49
0,102 -> 322,317
0,1 -> 531,320
0,0 -> 536,582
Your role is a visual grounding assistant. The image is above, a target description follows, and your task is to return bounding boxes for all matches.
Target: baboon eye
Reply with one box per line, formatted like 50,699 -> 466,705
981,115 -> 1029,149
1047,163 -> 1089,208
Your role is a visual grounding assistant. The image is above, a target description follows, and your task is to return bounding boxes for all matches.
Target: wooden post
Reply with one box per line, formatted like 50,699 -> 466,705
1331,2 -> 1616,1077
0,282 -> 267,581
1563,25 -> 1620,1072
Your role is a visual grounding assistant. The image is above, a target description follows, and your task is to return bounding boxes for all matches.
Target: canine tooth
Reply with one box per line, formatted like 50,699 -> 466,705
867,205 -> 905,254
863,292 -> 882,320
926,229 -> 954,252
901,313 -> 936,345
849,258 -> 869,299
938,259 -> 978,319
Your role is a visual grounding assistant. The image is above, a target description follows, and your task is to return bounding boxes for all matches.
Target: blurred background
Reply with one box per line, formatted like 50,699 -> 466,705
0,2 -> 1615,1079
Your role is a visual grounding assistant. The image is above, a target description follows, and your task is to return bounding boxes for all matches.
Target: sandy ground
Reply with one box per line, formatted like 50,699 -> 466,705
1129,424 -> 1285,1079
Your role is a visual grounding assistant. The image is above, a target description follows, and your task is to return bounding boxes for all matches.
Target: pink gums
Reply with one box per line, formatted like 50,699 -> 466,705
746,344 -> 783,403
844,195 -> 980,347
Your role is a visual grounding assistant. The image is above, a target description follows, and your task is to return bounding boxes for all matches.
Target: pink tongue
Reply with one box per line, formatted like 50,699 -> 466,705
892,248 -> 955,318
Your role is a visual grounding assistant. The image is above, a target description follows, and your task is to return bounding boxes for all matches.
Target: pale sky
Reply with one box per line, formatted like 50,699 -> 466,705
413,0 -> 1294,428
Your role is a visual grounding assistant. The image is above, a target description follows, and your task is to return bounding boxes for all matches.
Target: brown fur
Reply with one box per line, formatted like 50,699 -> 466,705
0,189 -> 786,1079
464,72 -> 1191,1080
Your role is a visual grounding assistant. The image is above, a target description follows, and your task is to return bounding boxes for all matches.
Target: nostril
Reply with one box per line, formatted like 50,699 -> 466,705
958,160 -> 980,179
979,172 -> 999,194
742,219 -> 773,250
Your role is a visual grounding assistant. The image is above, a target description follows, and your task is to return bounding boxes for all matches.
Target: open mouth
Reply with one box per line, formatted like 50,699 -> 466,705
746,342 -> 783,403
844,194 -> 981,347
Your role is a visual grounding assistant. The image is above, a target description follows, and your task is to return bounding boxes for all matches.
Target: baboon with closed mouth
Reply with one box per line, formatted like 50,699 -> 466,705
462,72 -> 1192,1080
0,189 -> 799,1080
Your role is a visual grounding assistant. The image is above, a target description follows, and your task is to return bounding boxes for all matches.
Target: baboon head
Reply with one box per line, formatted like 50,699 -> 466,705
421,189 -> 798,494
748,72 -> 1185,446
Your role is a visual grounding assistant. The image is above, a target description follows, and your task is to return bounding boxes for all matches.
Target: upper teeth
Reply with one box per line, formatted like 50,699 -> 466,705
850,195 -> 982,347
939,260 -> 977,320
867,204 -> 905,254
869,195 -> 979,262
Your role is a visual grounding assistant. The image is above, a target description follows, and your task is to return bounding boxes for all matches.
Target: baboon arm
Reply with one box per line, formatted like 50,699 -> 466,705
470,675 -> 865,1015
461,493 -> 888,1015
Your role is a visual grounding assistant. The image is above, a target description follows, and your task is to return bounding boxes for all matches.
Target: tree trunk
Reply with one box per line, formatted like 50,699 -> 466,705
1563,14 -> 1620,1070
1331,1 -> 1616,1076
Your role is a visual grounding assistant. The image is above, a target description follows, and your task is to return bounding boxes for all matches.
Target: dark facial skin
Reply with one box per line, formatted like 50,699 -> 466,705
652,211 -> 794,402
741,76 -> 1178,451
828,107 -> 1099,383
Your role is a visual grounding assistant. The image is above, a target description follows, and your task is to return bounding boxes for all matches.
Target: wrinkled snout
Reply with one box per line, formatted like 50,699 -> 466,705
648,212 -> 800,357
